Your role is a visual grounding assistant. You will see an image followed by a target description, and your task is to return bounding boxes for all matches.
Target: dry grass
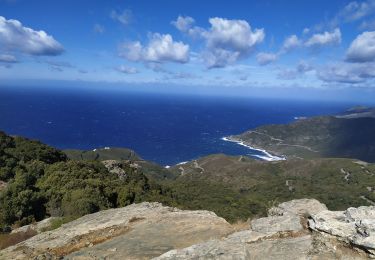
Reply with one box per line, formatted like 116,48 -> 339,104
0,228 -> 37,250
231,219 -> 250,232
51,225 -> 131,257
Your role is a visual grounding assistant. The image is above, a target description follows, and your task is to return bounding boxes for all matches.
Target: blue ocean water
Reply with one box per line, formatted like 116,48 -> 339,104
0,86 -> 354,165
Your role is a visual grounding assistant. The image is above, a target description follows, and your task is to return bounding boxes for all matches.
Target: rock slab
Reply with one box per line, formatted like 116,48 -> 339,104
309,206 -> 375,254
0,202 -> 233,259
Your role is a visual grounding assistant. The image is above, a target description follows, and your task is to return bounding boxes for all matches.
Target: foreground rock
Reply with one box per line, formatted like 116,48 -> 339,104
0,202 -> 233,259
309,206 -> 375,255
156,199 -> 371,260
1,199 -> 373,259
268,198 -> 328,217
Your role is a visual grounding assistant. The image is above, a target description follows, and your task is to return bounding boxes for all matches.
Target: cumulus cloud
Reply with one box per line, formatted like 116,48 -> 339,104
110,9 -> 132,26
0,16 -> 64,56
198,17 -> 264,68
0,54 -> 17,63
171,16 -> 205,38
119,33 -> 189,64
346,31 -> 375,62
116,65 -> 139,74
256,52 -> 277,65
318,62 -> 375,84
281,35 -> 301,52
171,16 -> 265,68
305,28 -> 342,47
171,16 -> 195,32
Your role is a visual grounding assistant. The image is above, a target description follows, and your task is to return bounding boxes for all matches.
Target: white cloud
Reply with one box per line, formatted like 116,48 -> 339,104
0,54 -> 17,63
346,31 -> 375,62
200,17 -> 265,68
120,33 -> 189,63
317,62 -> 375,84
110,9 -> 132,26
0,16 -> 64,56
204,18 -> 264,53
171,16 -> 264,68
338,0 -> 375,22
256,52 -> 277,65
171,16 -> 195,32
116,65 -> 139,74
323,0 -> 375,29
281,35 -> 300,52
302,28 -> 310,34
171,15 -> 205,38
203,48 -> 240,68
305,28 -> 341,47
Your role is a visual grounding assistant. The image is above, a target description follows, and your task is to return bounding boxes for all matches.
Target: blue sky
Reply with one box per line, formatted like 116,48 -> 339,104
1,0 -> 375,100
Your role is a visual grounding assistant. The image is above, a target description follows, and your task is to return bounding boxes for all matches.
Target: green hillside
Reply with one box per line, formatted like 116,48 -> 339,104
1,129 -> 375,231
231,116 -> 375,162
64,147 -> 140,161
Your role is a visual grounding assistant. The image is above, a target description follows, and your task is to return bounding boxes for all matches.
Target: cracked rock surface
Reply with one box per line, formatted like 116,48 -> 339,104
1,199 -> 374,259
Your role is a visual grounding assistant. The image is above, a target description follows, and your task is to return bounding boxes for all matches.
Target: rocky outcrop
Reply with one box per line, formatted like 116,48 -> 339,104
268,198 -> 328,217
11,217 -> 58,234
309,206 -> 375,255
156,199 -> 371,260
0,202 -> 232,259
155,234 -> 313,260
250,214 -> 302,233
102,160 -> 127,179
1,199 -> 373,259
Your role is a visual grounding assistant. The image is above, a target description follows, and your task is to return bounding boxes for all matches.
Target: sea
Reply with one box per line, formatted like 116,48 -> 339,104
0,86 -> 357,166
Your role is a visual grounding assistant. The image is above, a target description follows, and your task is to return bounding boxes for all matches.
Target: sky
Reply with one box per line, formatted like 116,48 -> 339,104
1,0 -> 375,101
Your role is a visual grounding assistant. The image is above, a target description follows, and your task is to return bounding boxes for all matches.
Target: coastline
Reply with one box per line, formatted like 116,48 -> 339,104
165,138 -> 285,168
221,136 -> 286,161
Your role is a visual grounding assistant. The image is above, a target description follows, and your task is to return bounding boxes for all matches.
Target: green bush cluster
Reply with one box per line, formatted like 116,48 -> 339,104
0,132 -> 162,231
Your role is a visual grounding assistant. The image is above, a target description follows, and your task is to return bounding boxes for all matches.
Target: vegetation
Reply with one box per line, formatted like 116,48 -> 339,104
1,130 -> 375,234
234,116 -> 375,162
0,131 -> 66,181
64,147 -> 139,161
0,132 -> 170,231
170,154 -> 375,213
